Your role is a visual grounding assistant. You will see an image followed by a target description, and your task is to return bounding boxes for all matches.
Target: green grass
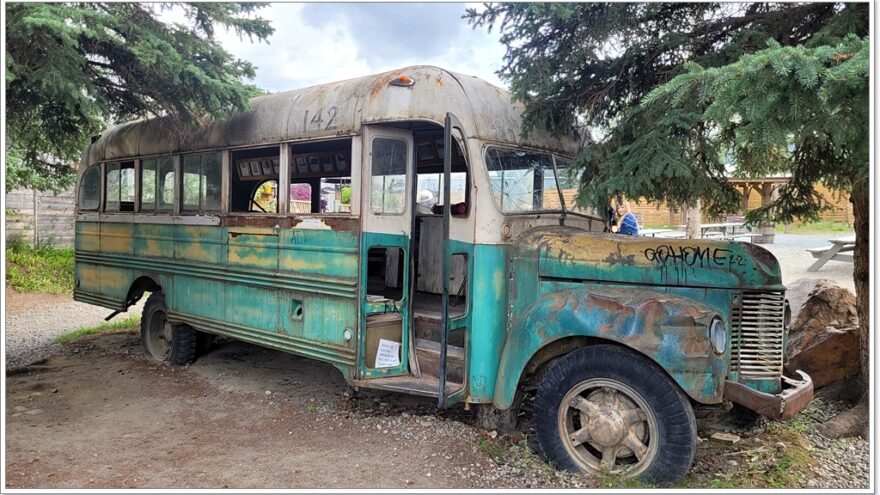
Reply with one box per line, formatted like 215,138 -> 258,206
476,437 -> 506,459
776,220 -> 852,234
5,239 -> 75,294
54,316 -> 141,343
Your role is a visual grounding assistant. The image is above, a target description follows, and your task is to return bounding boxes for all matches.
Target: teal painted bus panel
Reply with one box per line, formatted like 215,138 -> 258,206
279,229 -> 359,279
174,225 -> 225,265
134,223 -> 176,260
494,286 -> 726,410
301,295 -> 358,347
223,282 -> 280,331
465,244 -> 509,401
75,222 -> 100,252
172,276 -> 227,321
99,223 -> 135,256
227,229 -> 280,271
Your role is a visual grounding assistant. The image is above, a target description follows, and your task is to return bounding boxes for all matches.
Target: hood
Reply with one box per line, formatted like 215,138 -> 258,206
514,226 -> 782,290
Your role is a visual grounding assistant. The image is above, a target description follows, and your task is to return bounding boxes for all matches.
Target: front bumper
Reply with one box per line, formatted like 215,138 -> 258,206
723,370 -> 814,420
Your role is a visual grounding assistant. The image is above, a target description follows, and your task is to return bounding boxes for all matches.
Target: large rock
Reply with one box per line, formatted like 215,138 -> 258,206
784,278 -> 859,389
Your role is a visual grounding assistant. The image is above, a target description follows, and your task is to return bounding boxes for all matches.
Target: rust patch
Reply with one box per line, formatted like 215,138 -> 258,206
678,333 -> 709,357
310,216 -> 360,232
585,293 -> 626,313
724,371 -> 814,420
369,72 -> 400,100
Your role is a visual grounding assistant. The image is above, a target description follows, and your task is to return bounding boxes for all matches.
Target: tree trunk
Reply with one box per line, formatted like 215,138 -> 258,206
851,185 -> 869,392
686,199 -> 702,239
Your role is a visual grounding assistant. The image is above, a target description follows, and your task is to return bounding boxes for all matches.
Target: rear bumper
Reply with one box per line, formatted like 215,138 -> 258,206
723,370 -> 814,420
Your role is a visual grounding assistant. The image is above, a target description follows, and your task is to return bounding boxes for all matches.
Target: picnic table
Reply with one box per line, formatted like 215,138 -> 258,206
640,228 -> 674,237
677,222 -> 760,242
807,235 -> 855,272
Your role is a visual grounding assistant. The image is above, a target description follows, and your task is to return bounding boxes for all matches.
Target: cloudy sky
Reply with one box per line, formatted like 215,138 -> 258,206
210,3 -> 508,92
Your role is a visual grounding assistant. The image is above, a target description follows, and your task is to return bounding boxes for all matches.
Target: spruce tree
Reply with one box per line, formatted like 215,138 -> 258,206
5,2 -> 274,191
469,3 -> 870,406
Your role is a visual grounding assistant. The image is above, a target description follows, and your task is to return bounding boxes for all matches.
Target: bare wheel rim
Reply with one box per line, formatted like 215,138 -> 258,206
557,378 -> 659,478
145,308 -> 172,360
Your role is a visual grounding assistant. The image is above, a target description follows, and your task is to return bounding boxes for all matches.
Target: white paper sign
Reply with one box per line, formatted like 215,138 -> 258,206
375,339 -> 401,368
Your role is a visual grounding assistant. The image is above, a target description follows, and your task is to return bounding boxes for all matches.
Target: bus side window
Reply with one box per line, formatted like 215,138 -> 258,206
105,161 -> 134,212
78,165 -> 100,211
289,138 -> 353,214
140,157 -> 174,212
141,159 -> 157,211
158,157 -> 175,211
181,152 -> 222,213
230,147 -> 280,213
371,138 -> 407,214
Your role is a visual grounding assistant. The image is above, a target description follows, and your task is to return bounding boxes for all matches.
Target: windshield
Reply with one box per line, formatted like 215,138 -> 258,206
485,146 -> 597,216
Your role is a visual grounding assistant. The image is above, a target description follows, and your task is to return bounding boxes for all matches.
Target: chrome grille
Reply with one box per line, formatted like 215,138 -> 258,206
730,291 -> 786,378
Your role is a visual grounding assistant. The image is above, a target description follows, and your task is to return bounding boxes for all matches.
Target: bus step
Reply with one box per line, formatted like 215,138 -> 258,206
351,375 -> 462,399
415,338 -> 464,384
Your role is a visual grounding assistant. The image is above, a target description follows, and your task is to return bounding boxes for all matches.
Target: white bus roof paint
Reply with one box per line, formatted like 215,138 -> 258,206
81,66 -> 580,168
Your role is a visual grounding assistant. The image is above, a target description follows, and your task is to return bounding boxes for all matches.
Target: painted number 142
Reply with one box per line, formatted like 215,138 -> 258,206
302,107 -> 338,131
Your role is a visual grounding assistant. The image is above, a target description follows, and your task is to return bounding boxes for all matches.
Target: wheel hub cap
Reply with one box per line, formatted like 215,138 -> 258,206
588,406 -> 628,447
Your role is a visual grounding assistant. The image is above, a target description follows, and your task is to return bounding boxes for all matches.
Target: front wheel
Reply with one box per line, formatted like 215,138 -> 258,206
534,345 -> 697,484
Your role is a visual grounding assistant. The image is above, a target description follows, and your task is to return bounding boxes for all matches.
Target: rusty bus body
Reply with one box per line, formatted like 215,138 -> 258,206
74,66 -> 812,482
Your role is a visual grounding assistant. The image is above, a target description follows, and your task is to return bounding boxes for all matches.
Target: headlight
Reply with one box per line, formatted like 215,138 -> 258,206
710,317 -> 727,355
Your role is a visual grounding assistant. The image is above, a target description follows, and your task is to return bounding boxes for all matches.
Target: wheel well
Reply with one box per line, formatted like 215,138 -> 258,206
519,336 -> 598,390
126,276 -> 162,309
518,336 -> 692,404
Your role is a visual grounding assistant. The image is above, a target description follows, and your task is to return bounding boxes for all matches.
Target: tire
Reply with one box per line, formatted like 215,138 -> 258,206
140,292 -> 197,365
534,344 -> 697,484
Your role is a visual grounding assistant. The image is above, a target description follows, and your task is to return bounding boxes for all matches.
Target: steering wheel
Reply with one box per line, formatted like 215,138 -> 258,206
250,198 -> 268,213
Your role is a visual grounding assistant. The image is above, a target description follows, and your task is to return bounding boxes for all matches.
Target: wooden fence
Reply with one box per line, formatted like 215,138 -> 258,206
5,188 -> 76,247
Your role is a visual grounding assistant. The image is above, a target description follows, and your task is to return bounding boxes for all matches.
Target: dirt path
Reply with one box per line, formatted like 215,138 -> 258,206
5,330 -> 868,489
5,332 -> 546,489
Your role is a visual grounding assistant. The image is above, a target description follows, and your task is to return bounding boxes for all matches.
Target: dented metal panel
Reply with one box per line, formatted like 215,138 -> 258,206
494,286 -> 725,409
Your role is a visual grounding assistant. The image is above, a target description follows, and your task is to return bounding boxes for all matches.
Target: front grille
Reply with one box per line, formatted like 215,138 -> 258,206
729,290 -> 786,379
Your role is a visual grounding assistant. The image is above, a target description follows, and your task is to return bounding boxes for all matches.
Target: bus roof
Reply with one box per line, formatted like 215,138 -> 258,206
82,65 -> 580,167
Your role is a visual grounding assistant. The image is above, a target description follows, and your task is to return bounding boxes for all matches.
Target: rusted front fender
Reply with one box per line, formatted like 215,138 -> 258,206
493,287 -> 727,409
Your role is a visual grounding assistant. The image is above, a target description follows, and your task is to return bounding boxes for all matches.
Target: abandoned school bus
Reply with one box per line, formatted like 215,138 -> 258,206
74,65 -> 813,482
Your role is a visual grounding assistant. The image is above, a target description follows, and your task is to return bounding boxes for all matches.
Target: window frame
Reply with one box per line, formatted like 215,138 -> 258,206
77,164 -> 102,211
103,160 -> 136,212
481,144 -> 576,216
180,151 -> 222,214
139,155 -> 177,213
369,136 -> 409,216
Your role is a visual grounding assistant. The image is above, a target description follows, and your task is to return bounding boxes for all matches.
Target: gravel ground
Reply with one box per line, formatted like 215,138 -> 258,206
762,234 -> 855,292
4,291 -> 144,370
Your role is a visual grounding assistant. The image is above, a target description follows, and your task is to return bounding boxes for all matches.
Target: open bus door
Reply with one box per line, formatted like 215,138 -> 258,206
438,112 -> 470,408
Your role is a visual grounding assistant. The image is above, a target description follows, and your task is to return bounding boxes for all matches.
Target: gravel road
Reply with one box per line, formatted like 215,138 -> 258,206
4,291 -> 144,370
762,234 -> 855,292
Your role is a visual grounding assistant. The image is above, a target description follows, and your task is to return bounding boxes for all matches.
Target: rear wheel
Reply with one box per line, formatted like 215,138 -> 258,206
140,292 -> 197,365
534,345 -> 696,484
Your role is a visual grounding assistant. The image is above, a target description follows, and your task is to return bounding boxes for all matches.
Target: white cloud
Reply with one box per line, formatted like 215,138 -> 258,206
213,3 -> 507,92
